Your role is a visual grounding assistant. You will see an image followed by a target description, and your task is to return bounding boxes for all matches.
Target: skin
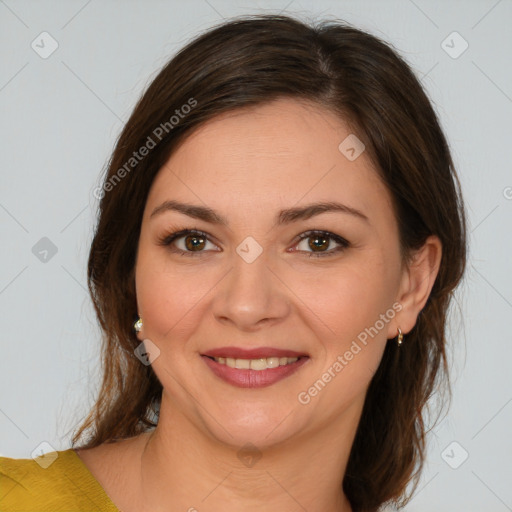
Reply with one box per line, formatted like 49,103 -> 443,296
76,97 -> 441,512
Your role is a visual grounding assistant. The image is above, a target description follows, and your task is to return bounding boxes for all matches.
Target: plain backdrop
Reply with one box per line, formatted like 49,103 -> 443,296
1,1 -> 511,511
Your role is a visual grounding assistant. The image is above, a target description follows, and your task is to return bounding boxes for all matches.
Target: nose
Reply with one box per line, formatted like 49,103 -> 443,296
211,246 -> 291,332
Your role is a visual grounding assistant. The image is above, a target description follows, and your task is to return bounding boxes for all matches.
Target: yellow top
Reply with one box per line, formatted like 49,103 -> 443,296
0,449 -> 119,511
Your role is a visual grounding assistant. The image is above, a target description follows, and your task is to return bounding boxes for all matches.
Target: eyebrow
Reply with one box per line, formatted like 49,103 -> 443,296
150,199 -> 369,226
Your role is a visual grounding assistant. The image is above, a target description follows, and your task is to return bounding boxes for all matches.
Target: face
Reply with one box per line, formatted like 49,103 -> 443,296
135,97 -> 405,449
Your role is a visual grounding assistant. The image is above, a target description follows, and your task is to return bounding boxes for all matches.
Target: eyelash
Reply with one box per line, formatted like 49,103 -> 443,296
157,227 -> 350,258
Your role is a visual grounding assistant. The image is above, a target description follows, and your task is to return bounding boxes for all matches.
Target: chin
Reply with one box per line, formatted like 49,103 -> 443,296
200,403 -> 308,452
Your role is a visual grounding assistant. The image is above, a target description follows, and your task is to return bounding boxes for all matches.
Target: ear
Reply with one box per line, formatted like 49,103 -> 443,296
388,235 -> 442,337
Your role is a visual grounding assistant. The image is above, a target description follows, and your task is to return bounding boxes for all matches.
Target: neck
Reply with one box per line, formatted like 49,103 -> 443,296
135,395 -> 361,512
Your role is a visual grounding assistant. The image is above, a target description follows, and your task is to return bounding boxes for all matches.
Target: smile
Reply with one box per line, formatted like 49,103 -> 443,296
211,356 -> 299,370
201,355 -> 309,388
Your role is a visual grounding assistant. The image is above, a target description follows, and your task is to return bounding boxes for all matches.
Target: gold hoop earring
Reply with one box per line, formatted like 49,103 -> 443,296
134,317 -> 143,333
396,327 -> 403,346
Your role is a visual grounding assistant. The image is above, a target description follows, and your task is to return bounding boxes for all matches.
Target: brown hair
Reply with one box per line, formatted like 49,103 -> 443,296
72,14 -> 467,512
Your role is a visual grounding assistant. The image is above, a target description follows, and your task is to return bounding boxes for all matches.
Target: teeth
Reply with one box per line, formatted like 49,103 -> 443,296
213,356 -> 299,370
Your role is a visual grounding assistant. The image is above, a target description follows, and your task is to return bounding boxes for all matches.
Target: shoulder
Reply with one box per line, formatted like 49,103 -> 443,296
73,433 -> 153,510
0,449 -> 119,511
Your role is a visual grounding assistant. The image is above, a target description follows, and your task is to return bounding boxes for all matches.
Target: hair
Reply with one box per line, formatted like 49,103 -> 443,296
72,14 -> 467,512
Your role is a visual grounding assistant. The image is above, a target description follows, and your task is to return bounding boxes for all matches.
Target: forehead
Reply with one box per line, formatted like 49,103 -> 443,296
145,98 -> 393,227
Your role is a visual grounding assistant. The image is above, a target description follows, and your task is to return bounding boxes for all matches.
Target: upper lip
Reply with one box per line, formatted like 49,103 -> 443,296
201,346 -> 308,359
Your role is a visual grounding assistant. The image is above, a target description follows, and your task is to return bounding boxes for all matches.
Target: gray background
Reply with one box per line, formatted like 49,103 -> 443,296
1,1 -> 511,510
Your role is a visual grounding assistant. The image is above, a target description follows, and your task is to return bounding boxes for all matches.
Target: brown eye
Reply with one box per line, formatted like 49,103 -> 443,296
308,234 -> 330,252
158,228 -> 348,259
184,234 -> 206,251
294,230 -> 350,258
157,229 -> 218,257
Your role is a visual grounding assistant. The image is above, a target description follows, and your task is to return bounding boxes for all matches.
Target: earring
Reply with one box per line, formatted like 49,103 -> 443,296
134,317 -> 143,333
396,327 -> 403,346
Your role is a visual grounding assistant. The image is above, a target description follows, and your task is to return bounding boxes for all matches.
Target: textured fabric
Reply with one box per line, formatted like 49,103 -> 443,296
0,449 -> 119,511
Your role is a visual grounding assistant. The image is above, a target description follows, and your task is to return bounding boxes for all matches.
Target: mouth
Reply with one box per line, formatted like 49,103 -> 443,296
206,355 -> 302,370
200,346 -> 309,388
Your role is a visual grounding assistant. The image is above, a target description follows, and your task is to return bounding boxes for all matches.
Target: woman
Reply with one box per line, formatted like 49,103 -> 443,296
0,14 -> 466,512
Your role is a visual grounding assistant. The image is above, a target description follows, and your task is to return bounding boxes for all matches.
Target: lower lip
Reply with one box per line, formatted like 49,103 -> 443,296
201,355 -> 309,388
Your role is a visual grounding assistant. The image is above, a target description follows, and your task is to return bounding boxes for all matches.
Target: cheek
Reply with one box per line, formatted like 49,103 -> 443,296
135,246 -> 220,344
292,258 -> 396,343
135,234 -> 399,358
294,264 -> 394,410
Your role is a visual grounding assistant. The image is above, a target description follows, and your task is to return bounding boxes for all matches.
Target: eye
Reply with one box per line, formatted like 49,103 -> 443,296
292,230 -> 350,258
157,228 -> 219,257
157,228 -> 350,258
